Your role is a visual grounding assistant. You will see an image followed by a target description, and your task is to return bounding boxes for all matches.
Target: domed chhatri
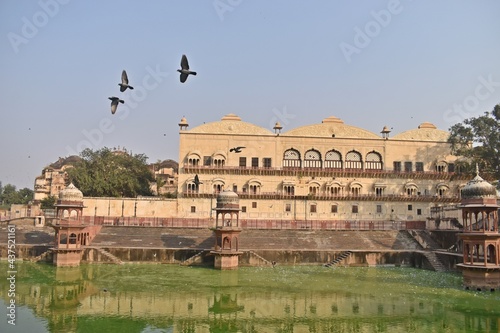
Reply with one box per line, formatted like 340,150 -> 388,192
59,183 -> 84,202
178,116 -> 189,130
457,166 -> 500,291
212,189 -> 243,270
460,173 -> 497,199
216,189 -> 239,210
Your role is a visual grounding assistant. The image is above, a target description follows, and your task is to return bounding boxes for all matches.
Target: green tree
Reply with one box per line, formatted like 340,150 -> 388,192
40,195 -> 57,210
1,184 -> 21,205
448,104 -> 500,181
66,147 -> 154,197
0,184 -> 33,205
17,188 -> 34,204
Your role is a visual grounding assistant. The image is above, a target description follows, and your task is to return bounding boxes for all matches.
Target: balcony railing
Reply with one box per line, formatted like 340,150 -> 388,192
182,164 -> 471,180
181,192 -> 461,203
62,216 -> 426,230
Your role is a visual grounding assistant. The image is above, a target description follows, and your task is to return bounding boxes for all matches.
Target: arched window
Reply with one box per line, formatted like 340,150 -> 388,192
213,184 -> 223,193
283,148 -> 301,168
69,233 -> 77,244
70,210 -> 78,219
223,236 -> 231,249
308,181 -> 321,195
365,151 -> 382,170
304,149 -> 322,168
405,182 -> 418,196
436,161 -> 447,173
326,181 -> 344,196
212,178 -> 225,194
345,151 -> 362,169
246,179 -> 262,195
436,183 -> 449,197
487,244 -> 496,264
349,182 -> 362,196
283,185 -> 295,195
213,158 -> 225,167
186,181 -> 199,193
324,150 -> 342,169
187,152 -> 201,166
212,152 -> 226,168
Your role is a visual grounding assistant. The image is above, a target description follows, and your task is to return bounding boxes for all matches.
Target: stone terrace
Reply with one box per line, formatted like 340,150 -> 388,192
0,223 -> 423,252
90,227 -> 422,251
0,223 -> 55,246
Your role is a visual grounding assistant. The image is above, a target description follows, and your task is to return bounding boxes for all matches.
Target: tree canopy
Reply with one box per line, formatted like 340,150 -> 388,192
66,148 -> 154,197
0,183 -> 34,205
448,104 -> 500,181
40,195 -> 57,210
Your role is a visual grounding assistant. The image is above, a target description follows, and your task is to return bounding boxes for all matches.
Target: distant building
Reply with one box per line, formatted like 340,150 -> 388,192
34,152 -> 178,201
34,156 -> 80,202
149,159 -> 179,196
177,113 -> 472,222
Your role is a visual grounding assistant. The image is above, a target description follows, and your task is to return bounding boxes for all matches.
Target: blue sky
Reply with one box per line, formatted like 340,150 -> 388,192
1,1 -> 500,190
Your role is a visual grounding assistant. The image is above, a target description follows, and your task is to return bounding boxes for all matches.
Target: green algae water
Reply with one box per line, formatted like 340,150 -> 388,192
1,262 -> 499,333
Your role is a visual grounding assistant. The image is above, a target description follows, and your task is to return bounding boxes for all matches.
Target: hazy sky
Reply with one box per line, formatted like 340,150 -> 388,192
1,1 -> 500,189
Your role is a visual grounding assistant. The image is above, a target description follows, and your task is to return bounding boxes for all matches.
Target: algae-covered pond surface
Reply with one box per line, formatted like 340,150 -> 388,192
1,262 -> 499,332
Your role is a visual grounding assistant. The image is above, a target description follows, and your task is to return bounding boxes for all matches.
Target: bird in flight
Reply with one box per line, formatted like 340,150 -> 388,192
119,70 -> 134,92
230,146 -> 246,153
194,174 -> 203,186
108,97 -> 124,114
177,54 -> 197,83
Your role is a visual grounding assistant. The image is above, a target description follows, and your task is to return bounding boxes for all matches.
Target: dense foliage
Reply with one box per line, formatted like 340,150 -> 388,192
66,148 -> 154,197
40,195 -> 57,210
0,182 -> 34,205
448,104 -> 500,182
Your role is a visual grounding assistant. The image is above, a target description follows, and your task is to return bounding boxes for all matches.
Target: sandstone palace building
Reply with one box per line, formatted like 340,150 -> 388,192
177,114 -> 469,224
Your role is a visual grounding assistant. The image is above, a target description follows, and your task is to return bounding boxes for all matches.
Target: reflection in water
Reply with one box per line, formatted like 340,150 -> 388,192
1,262 -> 500,332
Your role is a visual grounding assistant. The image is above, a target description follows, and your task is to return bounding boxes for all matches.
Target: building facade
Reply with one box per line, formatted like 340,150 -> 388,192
177,114 -> 471,222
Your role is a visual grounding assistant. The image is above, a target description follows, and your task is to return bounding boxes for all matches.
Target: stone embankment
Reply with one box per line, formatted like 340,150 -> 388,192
0,222 -> 459,270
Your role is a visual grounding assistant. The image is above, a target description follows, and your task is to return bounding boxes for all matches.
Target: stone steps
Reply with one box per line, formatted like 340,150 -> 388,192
180,250 -> 208,266
89,247 -> 123,264
247,250 -> 274,266
89,227 -> 419,251
423,251 -> 447,272
31,249 -> 53,262
324,250 -> 353,268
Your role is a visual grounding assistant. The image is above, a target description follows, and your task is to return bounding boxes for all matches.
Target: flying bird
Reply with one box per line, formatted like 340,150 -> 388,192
108,97 -> 124,114
119,70 -> 134,92
194,174 -> 203,186
177,54 -> 197,83
230,146 -> 246,153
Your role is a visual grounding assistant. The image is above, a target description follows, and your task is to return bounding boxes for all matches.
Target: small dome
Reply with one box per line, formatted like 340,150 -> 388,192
59,183 -> 83,201
461,174 -> 497,199
216,190 -> 240,210
418,122 -> 437,129
179,116 -> 189,127
221,113 -> 242,121
217,189 -> 239,202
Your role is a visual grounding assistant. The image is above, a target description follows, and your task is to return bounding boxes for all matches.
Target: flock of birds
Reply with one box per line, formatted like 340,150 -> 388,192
108,54 -> 197,114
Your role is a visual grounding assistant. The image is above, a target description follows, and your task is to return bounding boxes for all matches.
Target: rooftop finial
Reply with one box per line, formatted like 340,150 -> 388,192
476,163 -> 479,177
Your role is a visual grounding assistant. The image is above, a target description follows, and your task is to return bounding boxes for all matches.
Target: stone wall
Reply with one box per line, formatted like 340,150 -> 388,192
82,197 -> 177,217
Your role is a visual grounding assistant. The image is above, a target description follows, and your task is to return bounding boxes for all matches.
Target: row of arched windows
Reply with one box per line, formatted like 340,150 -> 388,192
283,149 -> 383,170
186,179 -> 452,197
